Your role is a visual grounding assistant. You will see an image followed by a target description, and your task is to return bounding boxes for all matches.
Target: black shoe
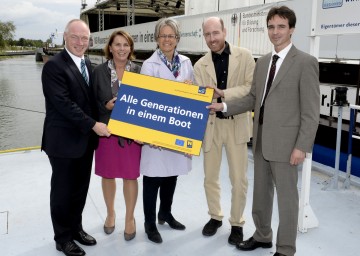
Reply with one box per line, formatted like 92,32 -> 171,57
236,236 -> 272,251
73,230 -> 97,246
144,223 -> 163,243
56,241 -> 85,256
202,218 -> 222,236
274,253 -> 286,256
228,226 -> 243,245
158,213 -> 185,230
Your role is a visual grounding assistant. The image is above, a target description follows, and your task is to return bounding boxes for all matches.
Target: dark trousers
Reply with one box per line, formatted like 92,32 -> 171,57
48,146 -> 94,243
142,175 -> 178,224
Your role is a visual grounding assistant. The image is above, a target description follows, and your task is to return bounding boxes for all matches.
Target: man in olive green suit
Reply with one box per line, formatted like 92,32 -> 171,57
194,17 -> 255,245
207,6 -> 320,256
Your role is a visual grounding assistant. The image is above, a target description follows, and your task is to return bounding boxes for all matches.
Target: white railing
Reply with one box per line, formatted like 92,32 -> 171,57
298,153 -> 319,233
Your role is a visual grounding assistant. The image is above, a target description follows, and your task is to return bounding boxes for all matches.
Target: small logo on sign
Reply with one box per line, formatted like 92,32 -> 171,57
198,87 -> 206,94
322,0 -> 343,9
187,140 -> 193,148
175,139 -> 184,147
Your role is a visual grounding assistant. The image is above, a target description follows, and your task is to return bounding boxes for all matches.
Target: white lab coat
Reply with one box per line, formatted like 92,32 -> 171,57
140,51 -> 194,177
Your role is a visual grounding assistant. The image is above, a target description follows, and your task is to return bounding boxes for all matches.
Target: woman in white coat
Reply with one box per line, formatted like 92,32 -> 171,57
140,17 -> 194,244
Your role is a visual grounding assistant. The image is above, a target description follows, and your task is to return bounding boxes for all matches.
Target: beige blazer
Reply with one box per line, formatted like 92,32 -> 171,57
227,45 -> 320,162
194,44 -> 255,152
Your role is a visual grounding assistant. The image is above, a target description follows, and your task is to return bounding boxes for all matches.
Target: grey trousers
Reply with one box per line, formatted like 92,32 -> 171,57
252,125 -> 299,256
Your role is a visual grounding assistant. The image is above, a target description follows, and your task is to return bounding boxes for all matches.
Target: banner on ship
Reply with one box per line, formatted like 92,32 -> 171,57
314,0 -> 360,35
108,71 -> 214,156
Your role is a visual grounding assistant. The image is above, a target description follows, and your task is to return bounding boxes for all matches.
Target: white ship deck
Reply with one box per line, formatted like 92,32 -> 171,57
0,149 -> 359,256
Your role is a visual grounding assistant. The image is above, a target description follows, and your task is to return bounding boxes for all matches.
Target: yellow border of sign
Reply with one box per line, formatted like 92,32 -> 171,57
122,71 -> 212,102
109,72 -> 213,156
108,119 -> 202,155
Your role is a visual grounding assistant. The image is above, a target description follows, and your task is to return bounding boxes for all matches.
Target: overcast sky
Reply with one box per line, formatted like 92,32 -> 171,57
0,0 -> 97,44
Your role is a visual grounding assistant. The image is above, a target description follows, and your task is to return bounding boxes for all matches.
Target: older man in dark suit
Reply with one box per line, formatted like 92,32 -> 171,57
207,6 -> 320,256
42,19 -> 110,256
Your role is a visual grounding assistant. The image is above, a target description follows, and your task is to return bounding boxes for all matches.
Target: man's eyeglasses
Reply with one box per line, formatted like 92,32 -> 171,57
158,34 -> 178,39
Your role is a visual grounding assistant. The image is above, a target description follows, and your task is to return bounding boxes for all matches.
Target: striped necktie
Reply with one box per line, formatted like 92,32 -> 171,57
81,59 -> 89,85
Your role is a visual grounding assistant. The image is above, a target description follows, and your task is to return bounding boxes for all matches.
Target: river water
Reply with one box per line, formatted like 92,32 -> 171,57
0,55 -> 45,151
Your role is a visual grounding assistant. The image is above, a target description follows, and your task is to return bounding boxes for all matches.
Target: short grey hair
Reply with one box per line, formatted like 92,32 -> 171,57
154,17 -> 180,41
64,19 -> 90,34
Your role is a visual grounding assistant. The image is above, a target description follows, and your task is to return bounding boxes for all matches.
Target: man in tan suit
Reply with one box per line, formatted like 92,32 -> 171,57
194,17 -> 255,245
208,6 -> 320,256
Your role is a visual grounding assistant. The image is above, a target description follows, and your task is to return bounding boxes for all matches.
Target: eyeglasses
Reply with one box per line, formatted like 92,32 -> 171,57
158,34 -> 178,39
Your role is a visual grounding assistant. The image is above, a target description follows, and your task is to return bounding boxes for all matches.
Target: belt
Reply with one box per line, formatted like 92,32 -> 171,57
216,115 -> 234,119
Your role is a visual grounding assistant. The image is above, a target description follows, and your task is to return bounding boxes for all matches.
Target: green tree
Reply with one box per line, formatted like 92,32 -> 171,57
0,34 -> 4,48
32,40 -> 44,48
0,20 -> 15,48
17,37 -> 26,47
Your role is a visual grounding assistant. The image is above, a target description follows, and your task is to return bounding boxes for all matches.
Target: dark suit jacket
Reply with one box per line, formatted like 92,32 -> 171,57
41,49 -> 98,158
92,60 -> 141,124
227,45 -> 320,162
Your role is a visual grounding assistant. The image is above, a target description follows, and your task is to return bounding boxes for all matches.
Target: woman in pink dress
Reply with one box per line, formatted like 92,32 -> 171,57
93,30 -> 141,241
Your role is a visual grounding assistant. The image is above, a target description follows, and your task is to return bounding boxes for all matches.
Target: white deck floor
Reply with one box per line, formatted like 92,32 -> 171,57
0,149 -> 359,256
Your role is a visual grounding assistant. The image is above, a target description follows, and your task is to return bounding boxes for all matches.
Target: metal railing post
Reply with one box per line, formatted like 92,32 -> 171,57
322,105 -> 343,190
323,86 -> 349,190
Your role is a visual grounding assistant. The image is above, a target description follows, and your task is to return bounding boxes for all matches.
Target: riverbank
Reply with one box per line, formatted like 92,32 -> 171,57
0,50 -> 34,56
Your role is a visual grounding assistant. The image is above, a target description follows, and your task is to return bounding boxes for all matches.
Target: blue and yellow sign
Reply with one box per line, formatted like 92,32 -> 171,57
108,71 -> 214,156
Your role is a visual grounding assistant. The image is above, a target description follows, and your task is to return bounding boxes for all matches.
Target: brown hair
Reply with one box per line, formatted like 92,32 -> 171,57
267,6 -> 296,28
104,30 -> 135,60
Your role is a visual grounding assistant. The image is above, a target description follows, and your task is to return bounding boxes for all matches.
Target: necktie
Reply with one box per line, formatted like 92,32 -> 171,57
81,59 -> 89,85
258,54 -> 279,125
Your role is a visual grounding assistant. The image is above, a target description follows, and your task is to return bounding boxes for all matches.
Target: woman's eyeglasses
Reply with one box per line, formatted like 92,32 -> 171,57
158,34 -> 178,39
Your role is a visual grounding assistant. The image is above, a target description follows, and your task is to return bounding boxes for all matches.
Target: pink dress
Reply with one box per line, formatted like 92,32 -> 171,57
95,135 -> 141,179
